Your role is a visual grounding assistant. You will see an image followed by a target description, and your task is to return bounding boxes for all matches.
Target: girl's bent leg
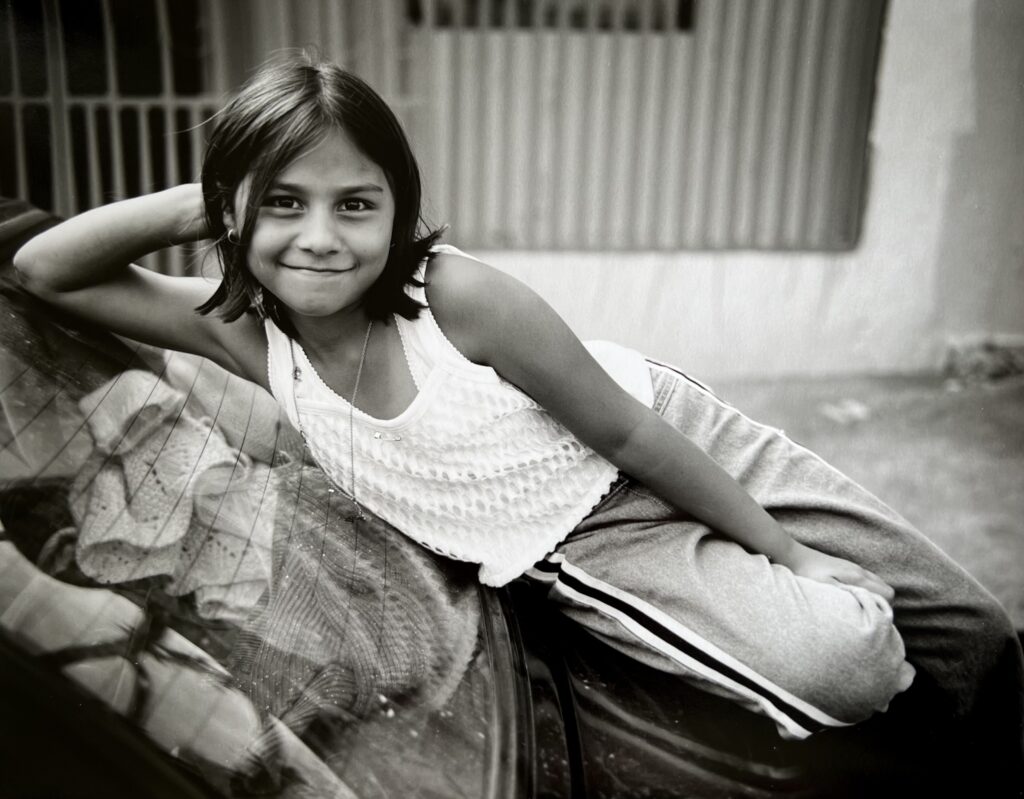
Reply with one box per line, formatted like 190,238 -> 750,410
532,486 -> 914,740
643,362 -> 1024,786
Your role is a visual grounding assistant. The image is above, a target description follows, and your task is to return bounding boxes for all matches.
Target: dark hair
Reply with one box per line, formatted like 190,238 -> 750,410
197,52 -> 442,334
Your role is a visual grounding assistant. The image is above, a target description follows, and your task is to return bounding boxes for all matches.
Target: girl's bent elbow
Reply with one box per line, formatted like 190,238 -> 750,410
12,256 -> 54,298
13,248 -> 41,289
13,244 -> 69,298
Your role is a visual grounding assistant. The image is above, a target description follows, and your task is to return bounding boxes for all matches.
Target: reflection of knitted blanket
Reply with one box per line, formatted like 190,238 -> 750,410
230,462 -> 481,743
71,369 -> 274,622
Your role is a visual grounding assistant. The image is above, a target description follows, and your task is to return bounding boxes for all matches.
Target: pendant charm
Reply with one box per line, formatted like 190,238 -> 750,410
373,431 -> 403,442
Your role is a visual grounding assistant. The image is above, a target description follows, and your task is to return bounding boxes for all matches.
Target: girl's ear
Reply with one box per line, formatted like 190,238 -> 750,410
223,207 -> 237,231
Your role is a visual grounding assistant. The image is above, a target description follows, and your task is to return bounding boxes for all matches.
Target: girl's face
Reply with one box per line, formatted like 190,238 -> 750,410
237,127 -> 396,324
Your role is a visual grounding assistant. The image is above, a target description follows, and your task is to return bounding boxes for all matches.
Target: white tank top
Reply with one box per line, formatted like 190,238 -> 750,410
264,247 -> 654,586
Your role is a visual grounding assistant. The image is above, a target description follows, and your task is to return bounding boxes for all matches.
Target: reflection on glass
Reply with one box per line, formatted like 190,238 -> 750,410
0,203 -> 500,797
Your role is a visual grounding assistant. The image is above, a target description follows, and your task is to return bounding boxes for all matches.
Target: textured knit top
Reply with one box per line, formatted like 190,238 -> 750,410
265,246 -> 654,586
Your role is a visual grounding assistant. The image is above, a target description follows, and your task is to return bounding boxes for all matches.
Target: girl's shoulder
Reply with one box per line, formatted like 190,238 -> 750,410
424,246 -> 534,308
425,245 -> 493,292
423,246 -> 544,367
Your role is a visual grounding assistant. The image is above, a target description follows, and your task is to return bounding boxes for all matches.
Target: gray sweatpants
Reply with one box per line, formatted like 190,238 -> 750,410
525,361 -> 1022,759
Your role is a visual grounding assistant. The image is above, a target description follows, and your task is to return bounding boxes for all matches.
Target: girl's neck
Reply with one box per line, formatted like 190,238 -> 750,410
289,307 -> 375,360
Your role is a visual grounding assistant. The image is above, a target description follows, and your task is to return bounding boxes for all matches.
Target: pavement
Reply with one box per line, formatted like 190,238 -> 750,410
716,373 -> 1024,630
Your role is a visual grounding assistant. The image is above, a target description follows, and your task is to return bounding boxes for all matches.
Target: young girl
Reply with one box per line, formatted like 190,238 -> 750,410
13,54 -> 1022,784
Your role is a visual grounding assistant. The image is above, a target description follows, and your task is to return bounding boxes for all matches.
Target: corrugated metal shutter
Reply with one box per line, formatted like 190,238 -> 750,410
410,0 -> 886,251
1,0 -> 224,274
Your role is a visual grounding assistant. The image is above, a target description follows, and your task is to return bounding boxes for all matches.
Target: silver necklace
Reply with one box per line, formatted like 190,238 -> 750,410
289,320 -> 374,522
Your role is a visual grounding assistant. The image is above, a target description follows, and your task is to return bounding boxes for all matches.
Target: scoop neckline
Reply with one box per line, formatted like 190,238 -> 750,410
290,322 -> 434,428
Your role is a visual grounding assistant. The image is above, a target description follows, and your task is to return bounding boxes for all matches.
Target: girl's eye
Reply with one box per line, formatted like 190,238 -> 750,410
265,196 -> 300,210
339,199 -> 371,213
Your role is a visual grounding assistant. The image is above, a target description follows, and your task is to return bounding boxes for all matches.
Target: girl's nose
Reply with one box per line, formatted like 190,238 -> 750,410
295,209 -> 342,255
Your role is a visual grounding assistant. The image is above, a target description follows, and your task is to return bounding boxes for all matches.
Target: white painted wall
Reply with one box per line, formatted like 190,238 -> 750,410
469,0 -> 1024,380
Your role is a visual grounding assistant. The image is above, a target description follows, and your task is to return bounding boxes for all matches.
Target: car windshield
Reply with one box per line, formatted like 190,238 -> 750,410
0,200 -> 509,798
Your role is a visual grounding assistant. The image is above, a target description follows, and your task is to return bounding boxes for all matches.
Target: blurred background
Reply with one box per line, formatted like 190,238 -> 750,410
2,0 -> 1023,626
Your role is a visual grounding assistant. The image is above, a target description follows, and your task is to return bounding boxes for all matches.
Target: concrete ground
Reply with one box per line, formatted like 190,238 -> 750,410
716,373 -> 1024,631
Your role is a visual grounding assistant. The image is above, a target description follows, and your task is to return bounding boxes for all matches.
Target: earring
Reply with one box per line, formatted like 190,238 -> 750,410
227,228 -> 241,245
252,286 -> 267,320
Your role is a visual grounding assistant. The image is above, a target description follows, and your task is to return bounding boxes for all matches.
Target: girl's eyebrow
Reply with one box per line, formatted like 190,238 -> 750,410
269,181 -> 385,195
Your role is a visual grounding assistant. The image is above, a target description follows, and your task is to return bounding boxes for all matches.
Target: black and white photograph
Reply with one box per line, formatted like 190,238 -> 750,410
1,1 -> 1022,796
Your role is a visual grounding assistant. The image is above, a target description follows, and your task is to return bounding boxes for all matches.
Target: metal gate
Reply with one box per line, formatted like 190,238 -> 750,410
2,0 -> 886,256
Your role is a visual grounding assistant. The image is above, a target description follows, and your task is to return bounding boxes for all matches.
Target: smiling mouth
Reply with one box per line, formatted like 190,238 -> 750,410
281,264 -> 356,274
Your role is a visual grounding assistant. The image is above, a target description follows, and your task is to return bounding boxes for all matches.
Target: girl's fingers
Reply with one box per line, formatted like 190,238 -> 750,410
852,567 -> 895,602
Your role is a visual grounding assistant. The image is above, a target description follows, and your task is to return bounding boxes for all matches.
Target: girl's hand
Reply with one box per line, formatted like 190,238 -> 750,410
779,542 -> 895,603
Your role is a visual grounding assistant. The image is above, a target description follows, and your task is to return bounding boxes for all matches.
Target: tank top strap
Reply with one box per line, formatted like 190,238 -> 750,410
402,244 -> 467,304
396,246 -> 498,380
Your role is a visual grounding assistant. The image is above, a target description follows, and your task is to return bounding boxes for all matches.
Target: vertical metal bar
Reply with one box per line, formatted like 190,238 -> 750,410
553,0 -> 575,247
252,0 -> 279,60
155,0 -> 179,210
147,0 -> 175,201
138,103 -> 152,193
7,4 -> 29,199
190,106 -> 204,190
825,0 -> 868,248
445,0 -> 463,241
155,0 -> 174,99
500,0 -> 525,246
578,0 -> 604,248
705,0 -> 748,248
206,0 -> 232,93
682,0 -> 725,246
324,0 -> 346,65
603,0 -> 635,249
100,0 -> 126,201
478,0 -> 499,244
755,0 -> 801,248
293,0 -> 319,58
453,0 -> 481,245
631,0 -> 662,248
418,0 -> 451,230
529,0 -> 556,247
834,0 -> 885,247
85,100 -> 102,207
806,0 -> 854,247
473,0 -> 490,246
41,0 -> 74,216
655,0 -> 689,248
782,0 -> 829,248
164,102 -> 179,185
494,0 -> 516,245
354,0 -> 373,80
379,0 -> 399,101
275,0 -> 291,54
732,0 -> 774,246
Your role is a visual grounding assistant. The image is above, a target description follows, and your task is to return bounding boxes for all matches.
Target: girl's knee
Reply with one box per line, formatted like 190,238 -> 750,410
966,594 -> 1018,653
814,640 -> 915,725
787,592 -> 914,723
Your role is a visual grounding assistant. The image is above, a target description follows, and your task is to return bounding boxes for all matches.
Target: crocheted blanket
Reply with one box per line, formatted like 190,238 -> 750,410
71,369 -> 274,622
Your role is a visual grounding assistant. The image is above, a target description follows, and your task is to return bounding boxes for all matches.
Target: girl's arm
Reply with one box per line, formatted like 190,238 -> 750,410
13,185 -> 266,385
427,252 -> 894,601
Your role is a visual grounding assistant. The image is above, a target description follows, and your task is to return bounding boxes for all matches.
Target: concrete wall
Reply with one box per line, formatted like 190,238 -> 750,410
472,0 -> 1024,380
